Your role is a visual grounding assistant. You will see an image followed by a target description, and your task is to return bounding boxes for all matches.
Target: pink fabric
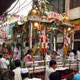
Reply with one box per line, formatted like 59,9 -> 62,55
13,52 -> 19,60
23,54 -> 32,66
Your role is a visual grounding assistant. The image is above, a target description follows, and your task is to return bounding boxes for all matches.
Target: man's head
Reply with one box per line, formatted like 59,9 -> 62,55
14,59 -> 21,67
1,70 -> 14,80
0,54 -> 2,58
51,51 -> 57,59
49,60 -> 57,69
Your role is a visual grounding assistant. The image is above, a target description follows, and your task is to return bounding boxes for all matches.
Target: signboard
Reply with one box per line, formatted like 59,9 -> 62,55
47,12 -> 63,21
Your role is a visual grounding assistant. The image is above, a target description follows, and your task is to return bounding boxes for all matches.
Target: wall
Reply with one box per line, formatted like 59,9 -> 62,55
69,7 -> 80,20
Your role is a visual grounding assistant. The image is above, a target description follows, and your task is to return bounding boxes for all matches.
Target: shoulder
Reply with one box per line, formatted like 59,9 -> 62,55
13,67 -> 21,72
49,71 -> 61,80
1,58 -> 6,61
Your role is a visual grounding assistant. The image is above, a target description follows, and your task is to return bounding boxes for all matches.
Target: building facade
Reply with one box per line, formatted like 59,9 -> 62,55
68,0 -> 80,49
48,0 -> 80,50
47,0 -> 65,13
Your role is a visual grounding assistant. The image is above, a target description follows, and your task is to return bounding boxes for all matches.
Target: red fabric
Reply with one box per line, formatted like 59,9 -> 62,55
8,50 -> 13,56
61,72 -> 76,79
41,77 -> 45,80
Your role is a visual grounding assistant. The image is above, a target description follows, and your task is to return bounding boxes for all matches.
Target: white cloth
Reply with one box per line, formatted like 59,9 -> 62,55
13,67 -> 22,80
13,47 -> 20,60
0,57 -> 9,69
69,52 -> 75,62
46,54 -> 51,61
77,50 -> 80,73
28,78 -> 41,80
21,68 -> 28,73
77,50 -> 80,60
57,48 -> 64,57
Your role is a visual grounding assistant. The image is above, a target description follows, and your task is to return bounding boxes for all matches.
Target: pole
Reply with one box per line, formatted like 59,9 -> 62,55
29,22 -> 35,77
50,30 -> 53,55
54,35 -> 56,51
65,0 -> 70,16
43,26 -> 46,77
72,33 -> 74,50
29,22 -> 33,49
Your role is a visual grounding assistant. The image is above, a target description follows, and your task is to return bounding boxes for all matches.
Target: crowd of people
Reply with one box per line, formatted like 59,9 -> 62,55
45,59 -> 80,80
0,42 -> 80,80
0,43 -> 32,80
0,59 -> 29,80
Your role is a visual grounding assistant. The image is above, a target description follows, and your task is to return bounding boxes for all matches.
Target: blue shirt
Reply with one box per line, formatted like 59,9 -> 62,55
73,74 -> 80,80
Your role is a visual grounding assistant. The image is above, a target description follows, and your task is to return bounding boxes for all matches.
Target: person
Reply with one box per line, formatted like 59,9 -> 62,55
0,54 -> 9,69
7,47 -> 13,57
76,48 -> 80,73
21,68 -> 29,80
46,53 -> 51,61
69,50 -> 76,69
69,50 -> 75,61
13,45 -> 20,60
1,70 -> 14,80
73,73 -> 80,80
13,59 -> 29,80
25,42 -> 29,55
51,51 -> 58,60
48,60 -> 75,80
13,59 -> 22,80
57,45 -> 64,57
23,49 -> 33,67
45,60 -> 57,80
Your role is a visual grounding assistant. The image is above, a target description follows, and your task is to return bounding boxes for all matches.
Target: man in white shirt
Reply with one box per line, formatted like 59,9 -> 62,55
13,60 -> 22,80
0,54 -> 9,69
13,59 -> 29,80
45,60 -> 58,80
45,66 -> 55,80
46,60 -> 70,80
48,60 -> 74,80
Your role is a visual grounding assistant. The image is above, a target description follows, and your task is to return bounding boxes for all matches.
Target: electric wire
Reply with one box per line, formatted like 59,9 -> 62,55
10,0 -> 28,13
14,1 -> 32,14
7,0 -> 19,13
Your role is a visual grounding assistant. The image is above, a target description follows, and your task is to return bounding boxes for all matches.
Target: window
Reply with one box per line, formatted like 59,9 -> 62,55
48,0 -> 65,13
70,0 -> 80,9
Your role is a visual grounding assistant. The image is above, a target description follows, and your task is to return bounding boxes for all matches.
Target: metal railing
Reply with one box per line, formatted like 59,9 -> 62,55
26,58 -> 78,73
